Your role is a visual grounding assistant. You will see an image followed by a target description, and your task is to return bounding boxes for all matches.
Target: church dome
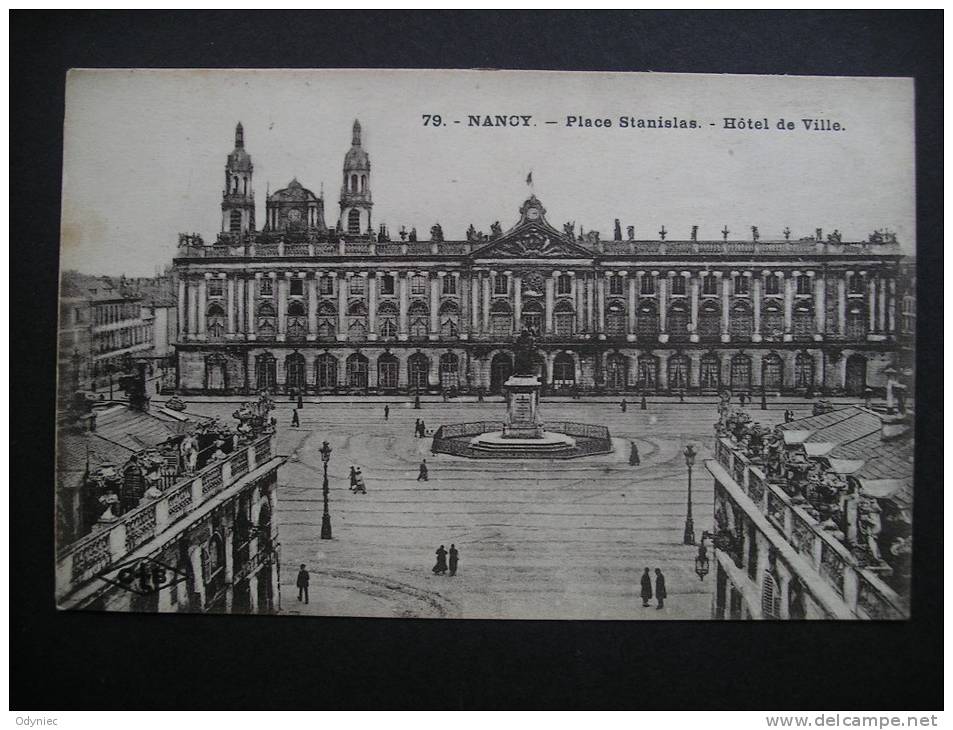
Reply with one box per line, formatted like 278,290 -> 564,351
343,119 -> 370,170
269,178 -> 319,202
226,122 -> 253,171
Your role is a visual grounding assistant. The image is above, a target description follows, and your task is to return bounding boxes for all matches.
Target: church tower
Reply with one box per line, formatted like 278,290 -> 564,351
222,122 -> 255,234
338,119 -> 372,235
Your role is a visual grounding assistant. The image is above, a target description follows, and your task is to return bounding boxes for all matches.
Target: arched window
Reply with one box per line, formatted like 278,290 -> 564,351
206,303 -> 226,341
668,353 -> 690,391
699,353 -> 721,391
378,302 -> 398,340
378,353 -> 398,390
794,353 -> 815,390
605,353 -> 628,390
521,299 -> 543,334
668,301 -> 690,340
762,573 -> 781,619
255,352 -> 277,392
762,302 -> 784,341
205,353 -> 227,392
287,301 -> 307,341
229,209 -> 242,233
408,353 -> 429,390
316,301 -> 336,341
350,174 -> 358,192
605,301 -> 626,336
554,299 -> 574,337
697,300 -> 720,341
490,353 -> 513,393
490,299 -> 512,338
729,300 -> 754,340
315,353 -> 338,390
730,354 -> 752,392
360,175 -> 366,193
845,354 -> 867,396
285,353 -> 306,393
409,301 -> 429,340
846,304 -> 866,339
346,353 -> 369,389
637,300 -> 659,337
439,352 -> 459,390
347,209 -> 361,234
637,355 -> 659,391
231,176 -> 239,194
347,301 -> 368,342
793,302 -> 814,339
762,353 -> 783,392
552,353 -> 575,388
202,533 -> 226,585
439,300 -> 460,339
256,302 -> 276,341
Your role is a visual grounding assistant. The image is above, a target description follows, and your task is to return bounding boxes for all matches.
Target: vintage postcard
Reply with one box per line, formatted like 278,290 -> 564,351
55,69 -> 914,620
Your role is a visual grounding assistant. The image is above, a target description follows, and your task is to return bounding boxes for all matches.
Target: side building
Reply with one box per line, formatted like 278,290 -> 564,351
702,402 -> 912,620
173,121 -> 908,397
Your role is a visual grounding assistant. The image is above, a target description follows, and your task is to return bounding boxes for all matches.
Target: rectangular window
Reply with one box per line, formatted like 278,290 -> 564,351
411,276 -> 427,296
796,275 -> 812,295
641,275 -> 655,295
734,276 -> 750,295
609,275 -> 624,295
259,278 -> 274,296
318,276 -> 333,295
290,278 -> 304,296
702,274 -> 718,295
557,274 -> 572,295
765,275 -> 780,295
349,277 -> 365,295
494,274 -> 508,295
442,276 -> 457,295
671,276 -> 686,295
208,279 -> 224,298
380,274 -> 395,295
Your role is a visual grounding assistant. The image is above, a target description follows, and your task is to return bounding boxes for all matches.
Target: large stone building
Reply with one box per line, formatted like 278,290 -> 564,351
173,122 -> 907,397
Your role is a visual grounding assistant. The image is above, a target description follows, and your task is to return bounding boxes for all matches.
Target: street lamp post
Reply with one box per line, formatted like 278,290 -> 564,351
683,444 -> 697,545
320,440 -> 333,540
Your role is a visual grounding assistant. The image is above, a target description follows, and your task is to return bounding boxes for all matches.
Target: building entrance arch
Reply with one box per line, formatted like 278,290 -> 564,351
845,354 -> 867,396
489,352 -> 513,394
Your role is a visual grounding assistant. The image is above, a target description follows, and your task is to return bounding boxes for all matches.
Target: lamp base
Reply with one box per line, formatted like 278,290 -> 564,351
683,517 -> 696,545
321,513 -> 333,540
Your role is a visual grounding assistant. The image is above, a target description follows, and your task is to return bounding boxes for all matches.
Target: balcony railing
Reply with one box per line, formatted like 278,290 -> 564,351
712,436 -> 907,619
57,434 -> 276,602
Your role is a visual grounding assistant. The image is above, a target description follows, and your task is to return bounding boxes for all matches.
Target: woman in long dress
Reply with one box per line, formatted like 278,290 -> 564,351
432,545 -> 448,575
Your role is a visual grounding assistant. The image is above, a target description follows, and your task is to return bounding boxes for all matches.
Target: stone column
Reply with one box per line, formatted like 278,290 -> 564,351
277,272 -> 289,341
458,273 -> 468,339
248,275 -> 258,338
573,272 -> 583,333
867,273 -> 877,334
838,275 -> 848,335
236,277 -> 245,336
878,275 -> 887,333
226,274 -> 236,336
814,272 -> 826,337
337,272 -> 348,341
471,272 -> 481,333
689,272 -> 700,342
887,277 -> 896,333
627,272 -> 637,341
398,272 -> 409,340
783,272 -> 794,341
596,274 -> 607,333
483,272 -> 492,332
545,272 -> 556,334
657,271 -> 667,338
511,271 -> 521,332
307,274 -> 318,340
197,273 -> 209,338
752,273 -> 763,342
586,273 -> 595,333
721,272 -> 731,342
177,278 -> 187,337
367,272 -> 378,340
430,273 -> 441,340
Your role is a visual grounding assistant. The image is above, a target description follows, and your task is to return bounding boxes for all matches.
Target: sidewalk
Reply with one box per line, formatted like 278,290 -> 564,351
172,394 -> 866,406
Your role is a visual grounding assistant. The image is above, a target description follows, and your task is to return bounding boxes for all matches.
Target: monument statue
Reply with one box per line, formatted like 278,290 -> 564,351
513,328 -> 538,376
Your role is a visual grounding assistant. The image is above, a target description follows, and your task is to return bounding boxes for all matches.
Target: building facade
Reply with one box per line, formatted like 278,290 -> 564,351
173,122 -> 907,397
703,405 -> 911,620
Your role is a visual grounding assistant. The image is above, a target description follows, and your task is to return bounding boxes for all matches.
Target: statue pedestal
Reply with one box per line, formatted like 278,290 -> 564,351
503,374 -> 543,439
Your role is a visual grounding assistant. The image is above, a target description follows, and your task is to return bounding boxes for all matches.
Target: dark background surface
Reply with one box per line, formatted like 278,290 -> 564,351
10,11 -> 942,710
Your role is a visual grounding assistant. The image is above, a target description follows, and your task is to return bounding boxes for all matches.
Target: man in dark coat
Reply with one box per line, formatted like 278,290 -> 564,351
291,409 -> 300,428
419,419 -> 427,437
413,419 -> 421,438
640,567 -> 653,607
655,568 -> 667,610
433,545 -> 448,575
640,394 -> 647,410
620,398 -> 627,413
448,544 -> 459,576
629,441 -> 640,466
384,404 -> 390,420
296,564 -> 310,604
417,459 -> 429,481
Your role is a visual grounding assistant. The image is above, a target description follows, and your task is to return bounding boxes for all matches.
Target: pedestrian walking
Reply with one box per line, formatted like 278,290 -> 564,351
448,544 -> 459,576
352,467 -> 367,494
297,391 -> 304,409
640,567 -> 653,607
349,466 -> 358,489
417,459 -> 429,481
155,380 -> 160,394
655,568 -> 667,610
384,404 -> 390,420
640,394 -> 647,410
419,419 -> 427,437
432,545 -> 448,575
291,408 -> 300,428
629,441 -> 641,466
413,419 -> 421,438
620,398 -> 627,413
296,564 -> 310,604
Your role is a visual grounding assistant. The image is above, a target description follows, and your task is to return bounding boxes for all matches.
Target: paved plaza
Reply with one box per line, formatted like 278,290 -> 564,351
183,397 -> 811,620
